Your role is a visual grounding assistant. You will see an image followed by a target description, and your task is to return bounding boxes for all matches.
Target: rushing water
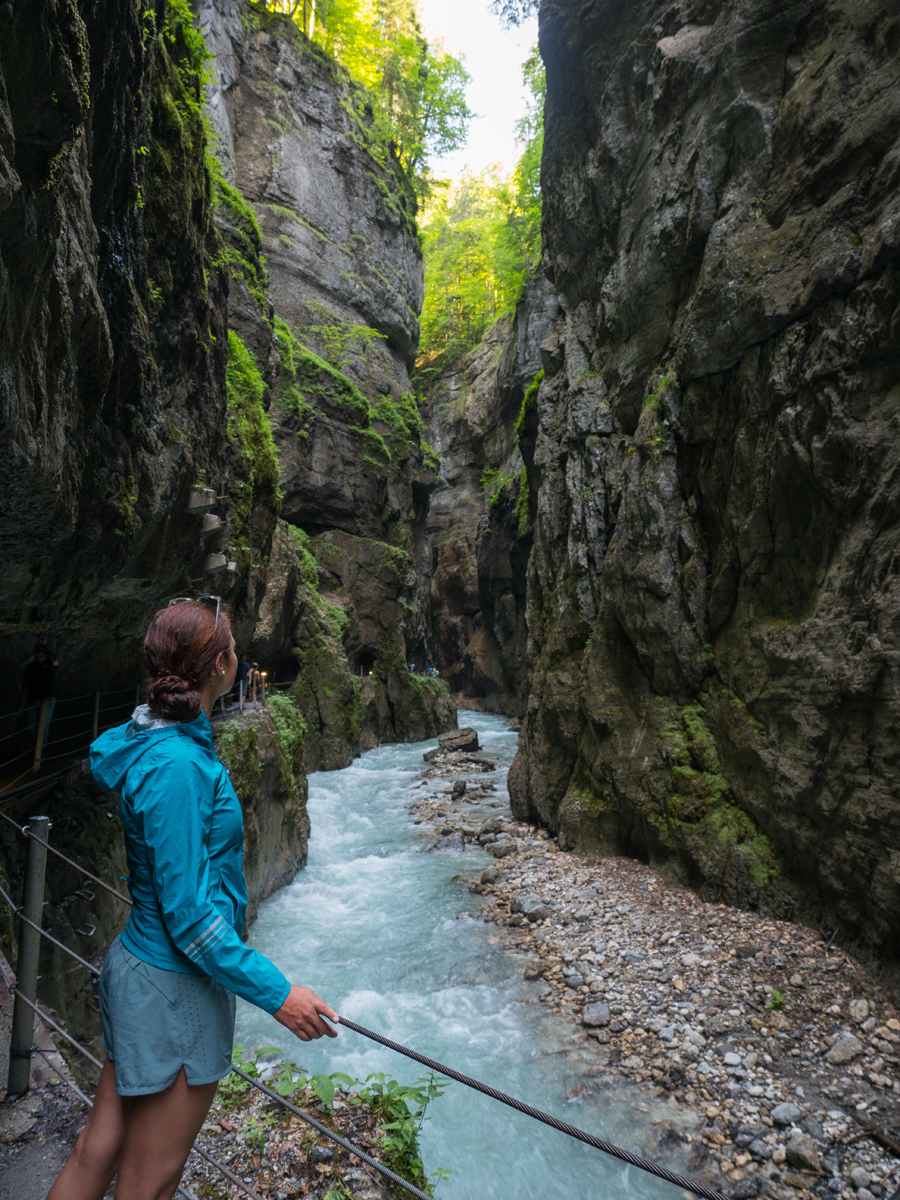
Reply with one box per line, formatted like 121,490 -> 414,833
235,712 -> 687,1199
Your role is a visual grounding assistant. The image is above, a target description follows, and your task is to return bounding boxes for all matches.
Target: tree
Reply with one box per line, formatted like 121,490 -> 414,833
418,46 -> 545,364
260,0 -> 472,198
489,0 -> 539,28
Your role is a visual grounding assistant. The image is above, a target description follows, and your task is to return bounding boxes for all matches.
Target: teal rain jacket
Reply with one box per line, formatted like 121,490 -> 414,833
90,705 -> 291,1014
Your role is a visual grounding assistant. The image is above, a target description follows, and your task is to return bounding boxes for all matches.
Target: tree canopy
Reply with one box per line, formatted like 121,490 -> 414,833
417,45 -> 545,364
260,0 -> 472,198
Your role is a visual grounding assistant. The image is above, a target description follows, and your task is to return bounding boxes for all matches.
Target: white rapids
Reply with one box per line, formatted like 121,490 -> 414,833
235,710 -> 684,1199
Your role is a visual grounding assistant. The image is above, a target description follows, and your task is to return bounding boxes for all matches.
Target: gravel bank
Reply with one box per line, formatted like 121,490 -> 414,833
413,738 -> 900,1200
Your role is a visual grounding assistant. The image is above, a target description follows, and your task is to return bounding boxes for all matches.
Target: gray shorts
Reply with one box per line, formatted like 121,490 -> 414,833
99,936 -> 236,1096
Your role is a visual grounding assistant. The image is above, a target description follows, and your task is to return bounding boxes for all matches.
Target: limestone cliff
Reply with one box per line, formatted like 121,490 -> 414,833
510,0 -> 900,983
0,0 -> 454,777
197,0 -> 456,765
424,278 -> 557,714
0,0 -> 232,690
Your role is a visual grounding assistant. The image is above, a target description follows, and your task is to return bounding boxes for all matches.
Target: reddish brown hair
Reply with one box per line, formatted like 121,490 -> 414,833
144,601 -> 233,720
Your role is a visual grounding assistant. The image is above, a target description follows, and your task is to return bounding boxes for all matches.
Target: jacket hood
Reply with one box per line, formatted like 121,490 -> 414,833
90,704 -> 214,793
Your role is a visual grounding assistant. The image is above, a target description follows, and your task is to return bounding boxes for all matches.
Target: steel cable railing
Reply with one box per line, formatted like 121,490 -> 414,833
336,1018 -> 730,1200
0,811 -> 133,905
0,686 -> 141,801
0,827 -> 430,1200
229,1065 -> 432,1200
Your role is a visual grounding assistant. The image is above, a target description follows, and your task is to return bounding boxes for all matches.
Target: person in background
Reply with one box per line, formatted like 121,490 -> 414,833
45,598 -> 337,1200
18,643 -> 59,746
233,652 -> 252,705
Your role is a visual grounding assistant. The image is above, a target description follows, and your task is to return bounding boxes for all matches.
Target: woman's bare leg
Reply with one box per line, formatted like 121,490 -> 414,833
46,1058 -> 128,1200
45,1061 -> 217,1200
113,1067 -> 217,1200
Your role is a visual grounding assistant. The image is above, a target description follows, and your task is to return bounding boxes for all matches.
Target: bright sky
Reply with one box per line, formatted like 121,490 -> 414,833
416,0 -> 538,179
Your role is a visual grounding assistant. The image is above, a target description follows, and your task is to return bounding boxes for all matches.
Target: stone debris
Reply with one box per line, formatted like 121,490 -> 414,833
411,754 -> 900,1200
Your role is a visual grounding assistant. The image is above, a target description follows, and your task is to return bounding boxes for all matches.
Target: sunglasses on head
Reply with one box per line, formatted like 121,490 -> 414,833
168,594 -> 222,628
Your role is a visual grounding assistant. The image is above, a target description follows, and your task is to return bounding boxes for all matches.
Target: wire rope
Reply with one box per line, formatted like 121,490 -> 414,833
6,987 -> 103,1070
339,1017 -> 729,1200
0,883 -> 102,976
229,1066 -> 432,1200
23,831 -> 133,906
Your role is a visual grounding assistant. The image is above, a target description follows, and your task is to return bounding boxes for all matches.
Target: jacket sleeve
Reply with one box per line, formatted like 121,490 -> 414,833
133,745 -> 291,1014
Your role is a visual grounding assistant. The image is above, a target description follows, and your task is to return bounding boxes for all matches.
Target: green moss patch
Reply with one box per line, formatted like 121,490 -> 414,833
226,330 -> 281,540
265,692 -> 308,794
656,700 -> 779,889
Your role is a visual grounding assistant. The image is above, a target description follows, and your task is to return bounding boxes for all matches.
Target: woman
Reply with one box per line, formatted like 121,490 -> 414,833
47,596 -> 338,1200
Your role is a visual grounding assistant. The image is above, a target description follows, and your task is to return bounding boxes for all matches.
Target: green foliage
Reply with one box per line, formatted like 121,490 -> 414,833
321,598 -> 350,640
354,1071 -> 447,1185
265,692 -> 308,791
258,0 -> 472,200
310,314 -> 386,369
516,368 -> 543,441
418,47 -> 544,362
514,466 -> 530,538
162,0 -> 212,74
370,390 -> 424,458
480,466 -> 529,536
289,525 -> 320,590
225,330 -> 281,539
272,316 -> 313,431
221,1047 -> 446,1191
480,466 -> 515,502
767,988 -> 787,1011
299,342 -> 370,423
658,700 -> 779,888
643,369 -> 679,412
212,169 -> 269,309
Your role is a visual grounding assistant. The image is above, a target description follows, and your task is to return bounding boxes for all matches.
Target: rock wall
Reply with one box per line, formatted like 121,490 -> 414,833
510,0 -> 900,984
197,0 -> 456,764
424,278 -> 558,714
0,0 -> 233,694
0,0 -> 455,775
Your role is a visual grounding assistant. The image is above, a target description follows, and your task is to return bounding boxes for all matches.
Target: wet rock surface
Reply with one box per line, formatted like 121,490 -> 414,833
512,0 -> 900,988
414,745 -> 900,1200
422,278 -> 558,717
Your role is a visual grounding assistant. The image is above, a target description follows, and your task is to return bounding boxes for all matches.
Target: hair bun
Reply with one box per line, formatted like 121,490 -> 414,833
147,674 -> 201,721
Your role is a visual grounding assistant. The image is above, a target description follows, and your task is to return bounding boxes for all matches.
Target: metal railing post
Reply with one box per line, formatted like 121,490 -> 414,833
7,815 -> 50,1095
32,701 -> 48,774
92,691 -> 100,740
239,680 -> 245,713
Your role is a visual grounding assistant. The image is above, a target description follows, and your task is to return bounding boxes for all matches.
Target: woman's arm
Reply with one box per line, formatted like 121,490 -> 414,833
133,747 -> 334,1027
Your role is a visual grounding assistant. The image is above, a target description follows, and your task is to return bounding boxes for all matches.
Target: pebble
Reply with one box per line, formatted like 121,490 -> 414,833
825,1033 -> 864,1064
582,1003 -> 610,1028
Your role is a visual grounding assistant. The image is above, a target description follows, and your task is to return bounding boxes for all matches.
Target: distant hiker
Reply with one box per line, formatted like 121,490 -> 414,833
17,643 -> 58,745
234,652 -> 252,702
46,597 -> 338,1200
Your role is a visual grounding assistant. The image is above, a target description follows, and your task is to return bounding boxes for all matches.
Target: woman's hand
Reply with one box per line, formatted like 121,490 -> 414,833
273,985 -> 339,1041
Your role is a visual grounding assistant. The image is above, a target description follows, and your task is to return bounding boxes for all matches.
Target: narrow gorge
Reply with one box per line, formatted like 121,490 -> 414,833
1,0 -> 900,1193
